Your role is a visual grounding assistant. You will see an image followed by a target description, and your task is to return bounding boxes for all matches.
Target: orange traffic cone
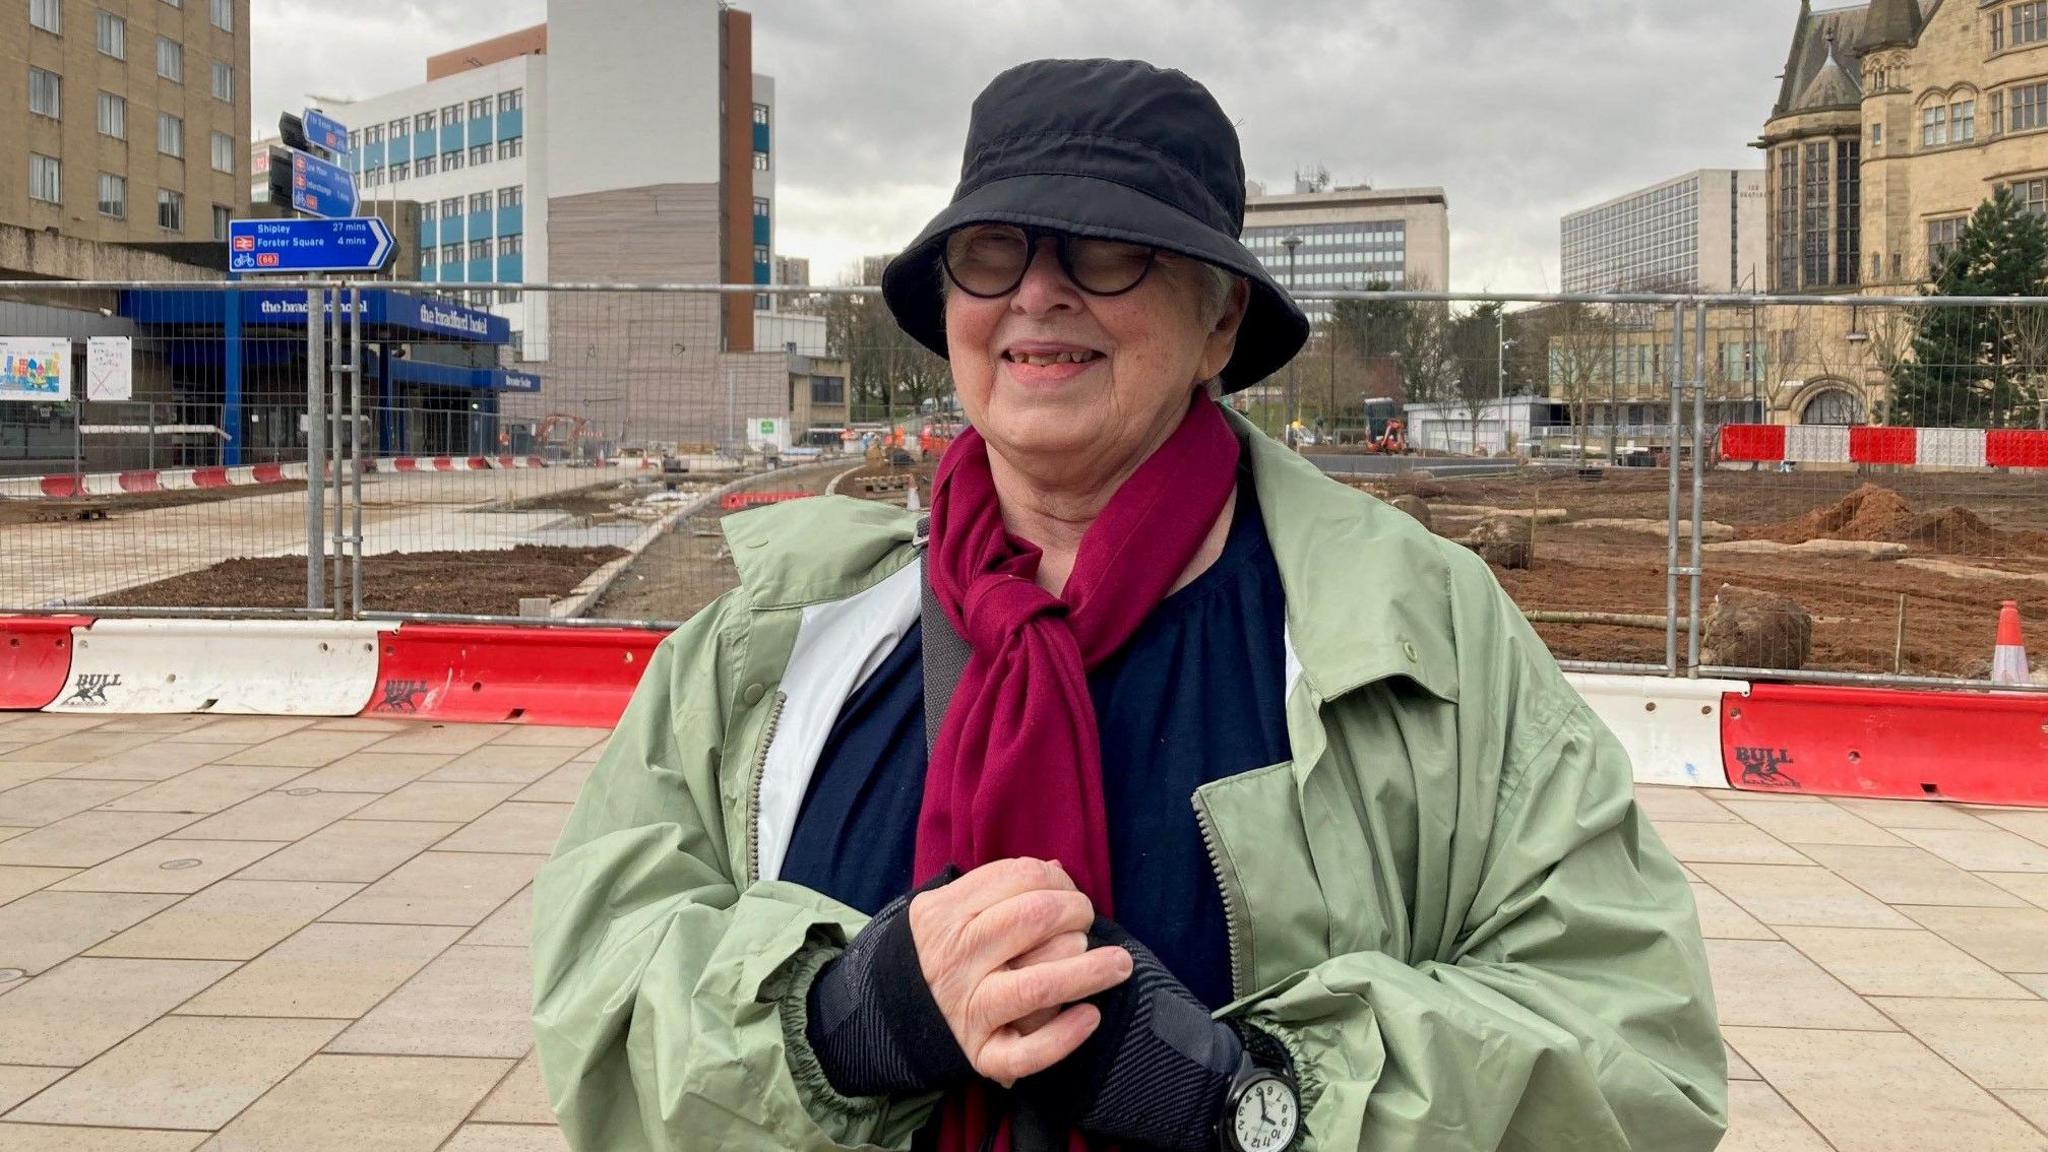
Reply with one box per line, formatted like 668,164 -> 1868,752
1992,601 -> 2031,686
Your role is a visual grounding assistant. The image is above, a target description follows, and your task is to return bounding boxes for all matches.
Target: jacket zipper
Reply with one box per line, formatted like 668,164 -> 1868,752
1192,791 -> 1254,1001
743,690 -> 788,885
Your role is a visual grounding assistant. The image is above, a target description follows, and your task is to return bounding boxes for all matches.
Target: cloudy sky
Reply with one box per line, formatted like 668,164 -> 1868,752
254,0 -> 1824,291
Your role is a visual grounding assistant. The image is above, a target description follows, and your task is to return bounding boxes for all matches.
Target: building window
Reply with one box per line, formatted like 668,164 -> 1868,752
94,172 -> 127,219
1953,99 -> 1977,142
1871,122 -> 1882,146
1923,103 -> 1948,146
97,10 -> 124,57
157,188 -> 183,231
28,68 -> 61,120
441,243 -> 460,267
158,113 -> 184,158
156,37 -> 182,82
469,143 -> 490,166
497,136 -> 522,160
1994,8 -> 2007,51
469,191 -> 491,216
416,154 -> 436,176
811,377 -> 845,405
208,0 -> 230,31
469,239 -> 491,262
1871,251 -> 1882,281
444,150 -> 463,171
1836,138 -> 1861,285
210,61 -> 233,102
469,291 -> 490,308
1927,216 -> 1968,271
211,130 -> 233,172
1802,141 -> 1831,288
28,155 -> 61,204
468,97 -> 490,121
363,124 -> 382,147
212,204 -> 230,240
500,234 -> 523,256
753,103 -> 770,126
416,110 -> 435,133
2019,0 -> 2048,45
498,288 -> 522,304
421,247 -> 436,269
442,197 -> 461,219
347,129 -> 359,151
753,196 -> 770,218
161,0 -> 177,6
753,151 -> 770,171
2016,176 -> 2048,216
389,160 -> 408,181
753,244 -> 770,265
1993,90 -> 2006,135
443,103 -> 462,125
362,166 -> 382,188
2014,82 -> 2048,131
30,0 -> 59,34
498,89 -> 522,113
389,117 -> 408,140
498,185 -> 523,208
97,90 -> 124,138
421,202 -> 436,222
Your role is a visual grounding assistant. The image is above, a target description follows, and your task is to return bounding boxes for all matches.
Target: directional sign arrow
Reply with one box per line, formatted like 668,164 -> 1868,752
227,217 -> 400,274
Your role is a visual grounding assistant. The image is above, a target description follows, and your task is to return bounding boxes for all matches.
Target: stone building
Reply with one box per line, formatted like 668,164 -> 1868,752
1757,0 -> 2048,424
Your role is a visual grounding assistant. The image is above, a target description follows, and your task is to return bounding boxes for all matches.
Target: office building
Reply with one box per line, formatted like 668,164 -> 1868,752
774,254 -> 809,290
3,0 -> 251,245
1240,185 -> 1450,326
318,1 -> 780,444
1560,170 -> 1766,293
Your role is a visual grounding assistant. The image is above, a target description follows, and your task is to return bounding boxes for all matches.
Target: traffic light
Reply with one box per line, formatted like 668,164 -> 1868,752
265,148 -> 294,209
278,112 -> 313,154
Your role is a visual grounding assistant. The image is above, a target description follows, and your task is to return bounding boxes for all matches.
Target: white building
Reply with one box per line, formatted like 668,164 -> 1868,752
288,4 -> 785,445
1561,169 -> 1767,294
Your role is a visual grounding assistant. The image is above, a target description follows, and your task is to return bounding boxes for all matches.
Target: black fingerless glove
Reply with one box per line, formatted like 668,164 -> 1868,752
1011,918 -> 1243,1152
804,877 -> 972,1098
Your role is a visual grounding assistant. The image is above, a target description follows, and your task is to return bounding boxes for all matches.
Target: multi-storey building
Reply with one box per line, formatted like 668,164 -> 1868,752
1561,170 -> 1767,293
1241,184 -> 1451,327
3,0 -> 250,245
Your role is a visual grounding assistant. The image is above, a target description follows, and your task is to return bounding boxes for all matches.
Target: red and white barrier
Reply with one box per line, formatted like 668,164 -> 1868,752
2,618 -> 2044,808
1564,672 -> 1746,789
1721,424 -> 2048,469
46,620 -> 393,716
0,456 -> 552,500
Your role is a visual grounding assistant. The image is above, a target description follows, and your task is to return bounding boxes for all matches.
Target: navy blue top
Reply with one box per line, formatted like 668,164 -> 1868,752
780,468 -> 1290,1010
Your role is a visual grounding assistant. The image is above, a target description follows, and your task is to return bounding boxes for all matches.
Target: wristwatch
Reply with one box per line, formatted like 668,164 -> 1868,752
1218,1023 -> 1300,1152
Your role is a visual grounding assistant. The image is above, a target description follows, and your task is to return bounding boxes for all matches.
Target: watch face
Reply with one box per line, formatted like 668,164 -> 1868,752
1232,1075 -> 1298,1152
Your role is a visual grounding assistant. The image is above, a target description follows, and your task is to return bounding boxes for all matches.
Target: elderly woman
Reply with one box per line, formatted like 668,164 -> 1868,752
533,59 -> 1725,1152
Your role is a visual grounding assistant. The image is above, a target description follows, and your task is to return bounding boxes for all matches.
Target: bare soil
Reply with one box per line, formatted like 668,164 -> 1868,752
0,482 -> 308,527
95,545 -> 626,616
1433,468 -> 2048,677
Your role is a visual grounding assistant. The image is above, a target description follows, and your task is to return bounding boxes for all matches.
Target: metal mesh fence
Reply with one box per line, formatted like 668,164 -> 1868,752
1,281 -> 2041,689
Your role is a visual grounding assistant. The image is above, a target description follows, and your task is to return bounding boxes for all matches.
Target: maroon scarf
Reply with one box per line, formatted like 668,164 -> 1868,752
916,394 -> 1240,1152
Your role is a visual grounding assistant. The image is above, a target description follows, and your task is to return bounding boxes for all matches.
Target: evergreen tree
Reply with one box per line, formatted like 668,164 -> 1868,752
1889,188 -> 2048,426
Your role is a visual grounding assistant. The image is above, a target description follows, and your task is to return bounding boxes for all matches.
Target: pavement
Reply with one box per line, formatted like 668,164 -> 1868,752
0,714 -> 2044,1151
2,468 -> 614,609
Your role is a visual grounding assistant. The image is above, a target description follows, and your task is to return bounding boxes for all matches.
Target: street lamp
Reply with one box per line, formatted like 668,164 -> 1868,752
1283,236 -> 1302,441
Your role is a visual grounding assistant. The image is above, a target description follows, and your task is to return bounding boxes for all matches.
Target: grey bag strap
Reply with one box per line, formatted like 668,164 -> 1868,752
915,516 -> 972,758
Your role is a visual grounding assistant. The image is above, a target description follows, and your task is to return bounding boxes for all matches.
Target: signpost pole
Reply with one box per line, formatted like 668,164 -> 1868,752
306,277 -> 326,613
72,396 -> 82,479
330,282 -> 345,617
351,284 -> 364,619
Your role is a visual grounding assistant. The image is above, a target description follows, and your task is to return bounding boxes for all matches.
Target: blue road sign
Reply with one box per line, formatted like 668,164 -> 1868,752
286,147 -> 358,218
303,108 -> 351,158
227,218 -> 395,274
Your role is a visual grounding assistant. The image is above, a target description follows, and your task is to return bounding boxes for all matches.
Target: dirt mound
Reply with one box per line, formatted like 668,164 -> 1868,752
1752,483 -> 2048,557
1892,507 -> 2048,556
1754,483 -> 1914,544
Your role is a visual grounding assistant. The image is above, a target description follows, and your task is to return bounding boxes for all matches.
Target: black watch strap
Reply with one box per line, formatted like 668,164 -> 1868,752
1229,1020 -> 1294,1080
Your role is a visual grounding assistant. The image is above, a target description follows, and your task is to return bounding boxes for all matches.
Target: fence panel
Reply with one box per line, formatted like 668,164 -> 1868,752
0,283 -> 323,615
1696,298 -> 2048,685
3,280 -> 2042,692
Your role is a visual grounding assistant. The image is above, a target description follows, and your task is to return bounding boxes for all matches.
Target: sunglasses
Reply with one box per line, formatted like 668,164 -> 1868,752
941,224 -> 1160,298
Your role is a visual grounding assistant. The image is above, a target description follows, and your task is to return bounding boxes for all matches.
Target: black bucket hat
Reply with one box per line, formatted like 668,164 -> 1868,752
881,58 -> 1309,393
